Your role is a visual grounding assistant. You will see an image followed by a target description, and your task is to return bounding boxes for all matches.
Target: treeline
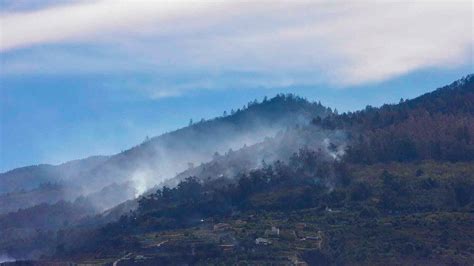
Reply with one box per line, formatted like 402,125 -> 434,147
56,150 -> 474,258
51,148 -> 344,255
116,149 -> 344,232
99,150 -> 474,240
314,74 -> 474,163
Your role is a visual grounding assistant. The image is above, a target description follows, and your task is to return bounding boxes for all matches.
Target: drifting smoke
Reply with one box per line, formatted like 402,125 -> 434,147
0,254 -> 15,263
0,95 -> 329,215
128,125 -> 284,196
0,96 -> 337,261
323,137 -> 346,160
165,124 -> 347,188
131,167 -> 156,198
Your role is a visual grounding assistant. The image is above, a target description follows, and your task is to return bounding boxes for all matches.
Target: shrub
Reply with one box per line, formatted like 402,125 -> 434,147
350,182 -> 372,201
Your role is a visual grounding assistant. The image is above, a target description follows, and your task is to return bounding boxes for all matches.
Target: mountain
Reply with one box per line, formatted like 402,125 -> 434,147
0,94 -> 332,215
315,74 -> 474,163
75,94 -> 331,191
0,183 -> 80,214
0,156 -> 109,214
0,94 -> 334,262
1,75 -> 473,264
162,125 -> 346,188
45,75 -> 473,265
0,156 -> 109,194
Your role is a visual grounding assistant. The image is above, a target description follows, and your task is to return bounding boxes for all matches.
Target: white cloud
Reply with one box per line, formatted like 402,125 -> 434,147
0,0 -> 216,51
0,0 -> 472,90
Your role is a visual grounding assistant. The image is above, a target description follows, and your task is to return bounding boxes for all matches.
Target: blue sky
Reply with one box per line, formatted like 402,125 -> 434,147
0,0 -> 472,172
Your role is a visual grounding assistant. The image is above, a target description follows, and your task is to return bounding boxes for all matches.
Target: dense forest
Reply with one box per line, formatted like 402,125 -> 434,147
2,75 -> 474,265
315,75 -> 474,163
60,156 -> 473,265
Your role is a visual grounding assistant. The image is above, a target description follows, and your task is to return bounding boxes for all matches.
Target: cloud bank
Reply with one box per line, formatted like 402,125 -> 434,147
1,0 -> 472,94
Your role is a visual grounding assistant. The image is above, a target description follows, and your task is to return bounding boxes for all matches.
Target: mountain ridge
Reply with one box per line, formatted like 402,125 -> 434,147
1,75 -> 473,264
0,94 -> 332,213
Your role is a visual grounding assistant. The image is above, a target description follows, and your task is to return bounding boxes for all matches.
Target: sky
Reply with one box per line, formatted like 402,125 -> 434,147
0,0 -> 473,172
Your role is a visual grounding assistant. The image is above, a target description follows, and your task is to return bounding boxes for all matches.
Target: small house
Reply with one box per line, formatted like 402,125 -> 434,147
255,237 -> 272,245
265,226 -> 280,237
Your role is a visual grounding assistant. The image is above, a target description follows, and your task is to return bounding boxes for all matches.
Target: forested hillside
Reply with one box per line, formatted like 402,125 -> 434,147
2,75 -> 473,265
315,74 -> 474,163
81,94 -> 332,190
0,94 -> 333,261
0,95 -> 331,215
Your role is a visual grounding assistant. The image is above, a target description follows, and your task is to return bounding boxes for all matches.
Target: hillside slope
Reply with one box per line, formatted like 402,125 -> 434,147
0,95 -> 331,214
2,75 -> 473,264
315,74 -> 474,163
45,75 -> 474,265
0,156 -> 109,194
77,95 -> 331,191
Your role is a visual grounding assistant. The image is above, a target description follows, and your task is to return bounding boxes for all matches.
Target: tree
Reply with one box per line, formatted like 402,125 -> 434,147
453,180 -> 474,207
177,177 -> 203,204
350,182 -> 372,201
162,186 -> 173,202
394,137 -> 418,162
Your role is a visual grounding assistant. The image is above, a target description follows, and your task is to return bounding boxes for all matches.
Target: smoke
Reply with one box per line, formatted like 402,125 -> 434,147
165,124 -> 348,189
0,106 -> 335,216
127,124 -> 283,196
0,96 -> 336,264
131,167 -> 156,198
0,253 -> 15,263
323,137 -> 346,160
0,96 -> 342,263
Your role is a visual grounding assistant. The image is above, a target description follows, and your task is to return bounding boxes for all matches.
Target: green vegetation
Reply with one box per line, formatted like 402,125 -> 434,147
2,75 -> 473,265
50,160 -> 474,265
